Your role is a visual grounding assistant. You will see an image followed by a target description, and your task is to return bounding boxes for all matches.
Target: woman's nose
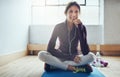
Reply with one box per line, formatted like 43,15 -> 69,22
72,13 -> 77,19
72,12 -> 76,16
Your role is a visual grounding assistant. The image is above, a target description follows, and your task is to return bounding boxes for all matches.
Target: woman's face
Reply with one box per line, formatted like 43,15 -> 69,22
66,5 -> 80,23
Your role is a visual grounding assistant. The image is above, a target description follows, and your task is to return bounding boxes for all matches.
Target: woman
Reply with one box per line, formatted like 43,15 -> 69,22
38,1 -> 95,73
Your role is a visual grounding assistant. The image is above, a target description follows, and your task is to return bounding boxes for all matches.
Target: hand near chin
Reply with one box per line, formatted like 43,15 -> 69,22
73,19 -> 82,26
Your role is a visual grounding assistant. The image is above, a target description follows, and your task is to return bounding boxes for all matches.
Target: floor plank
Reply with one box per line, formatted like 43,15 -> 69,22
99,56 -> 120,77
0,56 -> 120,77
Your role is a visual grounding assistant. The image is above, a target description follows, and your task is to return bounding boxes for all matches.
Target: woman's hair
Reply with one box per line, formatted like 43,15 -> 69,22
64,1 -> 80,14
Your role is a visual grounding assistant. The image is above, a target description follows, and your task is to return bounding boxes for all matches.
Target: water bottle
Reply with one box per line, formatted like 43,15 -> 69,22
96,51 -> 101,67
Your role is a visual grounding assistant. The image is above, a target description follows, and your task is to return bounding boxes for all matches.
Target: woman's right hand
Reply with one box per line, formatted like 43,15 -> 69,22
73,19 -> 82,26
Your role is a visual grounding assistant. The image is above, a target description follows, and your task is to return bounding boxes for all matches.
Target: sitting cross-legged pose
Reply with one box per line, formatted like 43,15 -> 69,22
38,1 -> 95,73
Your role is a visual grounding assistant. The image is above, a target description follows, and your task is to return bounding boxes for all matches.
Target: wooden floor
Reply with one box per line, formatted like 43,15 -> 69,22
0,56 -> 120,77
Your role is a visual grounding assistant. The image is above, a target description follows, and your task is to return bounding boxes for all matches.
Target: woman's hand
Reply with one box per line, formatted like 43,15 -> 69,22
73,19 -> 81,26
74,55 -> 81,63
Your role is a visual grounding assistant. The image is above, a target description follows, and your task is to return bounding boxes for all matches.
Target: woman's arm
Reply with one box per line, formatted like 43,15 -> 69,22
47,25 -> 58,53
78,24 -> 90,55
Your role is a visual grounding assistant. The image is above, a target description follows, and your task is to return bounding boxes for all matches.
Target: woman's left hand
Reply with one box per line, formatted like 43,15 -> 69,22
73,19 -> 81,26
74,55 -> 81,63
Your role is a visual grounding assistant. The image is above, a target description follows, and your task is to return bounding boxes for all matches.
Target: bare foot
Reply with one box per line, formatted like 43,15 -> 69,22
67,65 -> 76,71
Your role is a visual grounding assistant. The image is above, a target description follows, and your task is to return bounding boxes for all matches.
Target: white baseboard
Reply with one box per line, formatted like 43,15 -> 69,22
0,50 -> 28,66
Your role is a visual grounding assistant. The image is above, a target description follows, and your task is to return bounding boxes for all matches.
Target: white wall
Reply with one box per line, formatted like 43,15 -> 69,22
29,25 -> 54,44
104,0 -> 120,44
29,25 -> 102,45
0,0 -> 31,55
86,25 -> 103,44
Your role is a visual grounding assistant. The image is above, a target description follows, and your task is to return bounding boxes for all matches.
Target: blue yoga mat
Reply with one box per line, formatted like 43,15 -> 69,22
41,67 -> 105,77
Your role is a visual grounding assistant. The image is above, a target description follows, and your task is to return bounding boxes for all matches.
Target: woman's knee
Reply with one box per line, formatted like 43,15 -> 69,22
88,52 -> 95,62
38,51 -> 48,61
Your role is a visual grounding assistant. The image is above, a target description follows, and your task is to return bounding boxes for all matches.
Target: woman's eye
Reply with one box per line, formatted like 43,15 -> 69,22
69,10 -> 73,13
75,11 -> 78,13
